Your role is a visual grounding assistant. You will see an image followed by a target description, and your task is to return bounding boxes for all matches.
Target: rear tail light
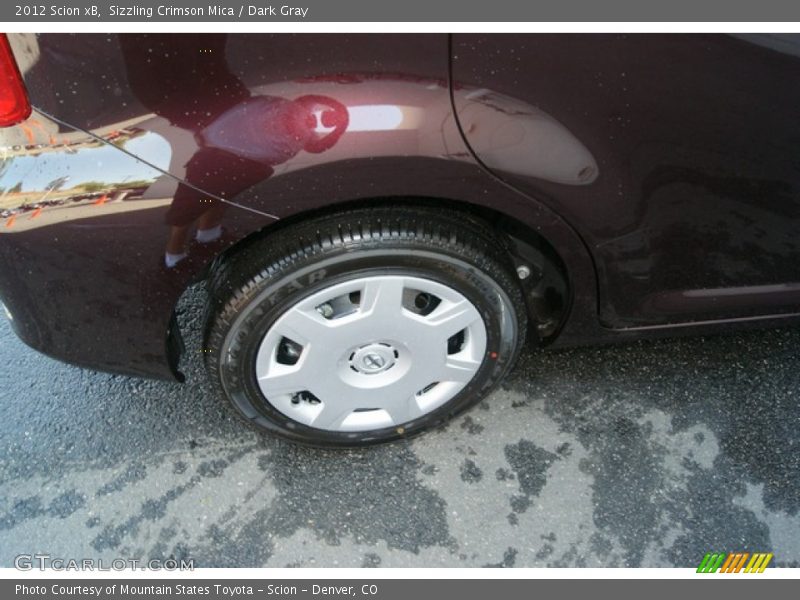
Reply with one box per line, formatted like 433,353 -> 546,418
0,33 -> 31,127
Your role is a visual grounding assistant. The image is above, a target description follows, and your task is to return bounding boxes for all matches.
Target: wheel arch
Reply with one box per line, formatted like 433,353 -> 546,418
167,188 -> 598,381
214,196 -> 572,337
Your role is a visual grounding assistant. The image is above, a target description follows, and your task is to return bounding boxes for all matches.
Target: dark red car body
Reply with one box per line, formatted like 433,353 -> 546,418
1,33 -> 799,380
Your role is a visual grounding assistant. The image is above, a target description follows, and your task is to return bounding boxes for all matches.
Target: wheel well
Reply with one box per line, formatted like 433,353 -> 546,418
170,196 -> 571,374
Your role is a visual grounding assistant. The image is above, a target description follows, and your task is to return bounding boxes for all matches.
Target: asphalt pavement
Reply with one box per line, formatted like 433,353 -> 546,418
1,285 -> 798,568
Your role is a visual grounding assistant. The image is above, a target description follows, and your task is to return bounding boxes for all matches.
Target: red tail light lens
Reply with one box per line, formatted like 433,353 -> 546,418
0,33 -> 31,127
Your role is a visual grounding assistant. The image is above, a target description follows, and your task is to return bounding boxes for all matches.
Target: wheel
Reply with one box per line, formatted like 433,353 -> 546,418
204,206 -> 527,446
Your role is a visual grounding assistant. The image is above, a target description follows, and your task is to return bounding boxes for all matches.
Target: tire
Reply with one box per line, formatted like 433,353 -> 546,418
204,206 -> 528,446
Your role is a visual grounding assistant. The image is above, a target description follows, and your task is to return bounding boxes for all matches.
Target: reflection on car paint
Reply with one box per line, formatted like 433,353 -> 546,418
454,88 -> 598,186
3,34 -> 597,272
0,118 -> 169,232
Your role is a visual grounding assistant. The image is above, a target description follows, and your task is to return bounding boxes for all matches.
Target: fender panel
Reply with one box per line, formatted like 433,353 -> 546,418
1,33 -> 599,379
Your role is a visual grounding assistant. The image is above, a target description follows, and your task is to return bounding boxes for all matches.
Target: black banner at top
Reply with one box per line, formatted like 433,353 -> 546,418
4,0 -> 800,22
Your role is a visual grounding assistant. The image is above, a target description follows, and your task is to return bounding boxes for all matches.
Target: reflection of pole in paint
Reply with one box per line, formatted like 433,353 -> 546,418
94,175 -> 128,206
37,175 -> 70,205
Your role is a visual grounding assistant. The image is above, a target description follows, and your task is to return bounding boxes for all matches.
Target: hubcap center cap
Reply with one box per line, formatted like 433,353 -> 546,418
363,353 -> 385,370
349,343 -> 397,375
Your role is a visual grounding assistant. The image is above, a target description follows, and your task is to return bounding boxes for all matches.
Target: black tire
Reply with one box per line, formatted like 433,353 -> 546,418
204,206 -> 528,446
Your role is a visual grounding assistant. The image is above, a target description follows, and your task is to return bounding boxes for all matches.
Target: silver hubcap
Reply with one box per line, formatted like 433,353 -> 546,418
255,275 -> 488,432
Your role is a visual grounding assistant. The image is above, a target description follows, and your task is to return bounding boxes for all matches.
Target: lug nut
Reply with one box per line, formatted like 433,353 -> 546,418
317,303 -> 334,318
516,265 -> 531,280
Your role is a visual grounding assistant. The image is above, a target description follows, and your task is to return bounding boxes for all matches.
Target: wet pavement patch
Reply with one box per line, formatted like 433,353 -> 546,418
254,444 -> 453,553
0,490 -> 86,530
0,286 -> 798,567
504,439 -> 559,518
460,459 -> 483,483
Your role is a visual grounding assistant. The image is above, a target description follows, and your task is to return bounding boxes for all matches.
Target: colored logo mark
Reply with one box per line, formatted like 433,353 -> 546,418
697,552 -> 773,573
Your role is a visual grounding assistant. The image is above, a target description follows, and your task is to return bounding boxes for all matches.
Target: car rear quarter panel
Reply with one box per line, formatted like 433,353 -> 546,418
0,33 -> 598,379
